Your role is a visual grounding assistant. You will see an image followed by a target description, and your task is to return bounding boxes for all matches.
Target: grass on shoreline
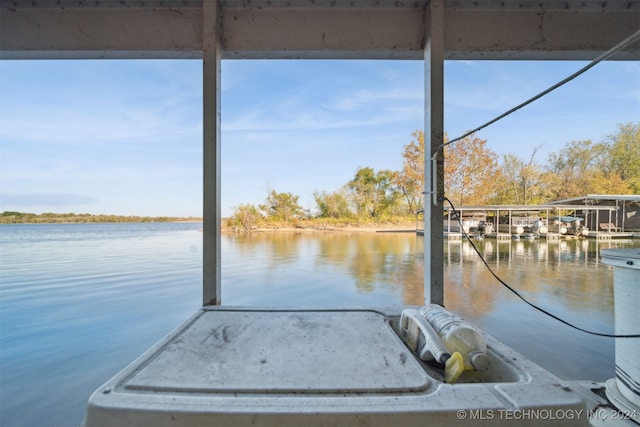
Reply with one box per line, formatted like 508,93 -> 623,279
221,216 -> 421,233
2,211 -> 421,232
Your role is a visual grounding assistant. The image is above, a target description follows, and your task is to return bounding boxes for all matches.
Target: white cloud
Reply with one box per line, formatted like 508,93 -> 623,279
223,86 -> 422,133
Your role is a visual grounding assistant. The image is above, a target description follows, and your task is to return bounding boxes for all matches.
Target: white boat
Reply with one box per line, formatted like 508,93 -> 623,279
498,216 -> 547,235
552,216 -> 589,237
443,212 -> 492,234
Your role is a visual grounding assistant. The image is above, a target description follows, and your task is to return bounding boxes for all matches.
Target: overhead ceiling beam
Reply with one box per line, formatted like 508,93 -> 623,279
444,9 -> 640,60
0,7 -> 203,59
1,1 -> 639,60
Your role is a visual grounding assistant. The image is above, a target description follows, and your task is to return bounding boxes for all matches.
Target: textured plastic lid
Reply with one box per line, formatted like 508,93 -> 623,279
123,309 -> 431,394
85,308 -> 592,427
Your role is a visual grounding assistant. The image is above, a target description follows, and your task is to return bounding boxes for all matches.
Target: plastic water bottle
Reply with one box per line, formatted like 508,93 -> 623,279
419,305 -> 490,371
399,309 -> 464,383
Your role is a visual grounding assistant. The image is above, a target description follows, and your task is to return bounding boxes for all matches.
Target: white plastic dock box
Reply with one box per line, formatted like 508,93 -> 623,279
600,248 -> 640,417
85,307 -> 591,426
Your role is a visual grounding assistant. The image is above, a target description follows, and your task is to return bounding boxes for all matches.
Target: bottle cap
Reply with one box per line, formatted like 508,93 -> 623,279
470,351 -> 490,371
444,351 -> 464,384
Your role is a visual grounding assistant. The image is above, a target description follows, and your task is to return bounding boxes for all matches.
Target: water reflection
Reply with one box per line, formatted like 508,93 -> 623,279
443,237 -> 630,317
222,232 -> 425,306
223,232 -> 637,317
222,232 -> 639,382
441,237 -> 639,382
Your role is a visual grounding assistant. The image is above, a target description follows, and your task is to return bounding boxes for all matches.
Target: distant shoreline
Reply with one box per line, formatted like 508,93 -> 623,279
0,211 -> 203,224
0,220 -> 204,224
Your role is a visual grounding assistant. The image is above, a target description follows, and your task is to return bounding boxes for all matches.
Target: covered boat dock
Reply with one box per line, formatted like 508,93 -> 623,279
2,1 -> 639,426
440,204 -> 631,240
546,195 -> 640,234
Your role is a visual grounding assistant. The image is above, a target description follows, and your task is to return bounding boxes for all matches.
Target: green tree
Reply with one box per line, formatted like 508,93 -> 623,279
491,154 -> 519,204
492,147 -> 543,205
347,167 -> 399,218
543,140 -> 600,200
260,190 -> 304,222
607,122 -> 640,193
229,204 -> 262,231
313,190 -> 353,219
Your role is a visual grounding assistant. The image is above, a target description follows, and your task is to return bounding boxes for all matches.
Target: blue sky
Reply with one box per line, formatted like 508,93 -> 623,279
0,59 -> 638,217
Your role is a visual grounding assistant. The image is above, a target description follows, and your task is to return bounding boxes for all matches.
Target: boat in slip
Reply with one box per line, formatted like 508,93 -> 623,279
443,211 -> 493,235
551,216 -> 590,237
498,215 -> 548,237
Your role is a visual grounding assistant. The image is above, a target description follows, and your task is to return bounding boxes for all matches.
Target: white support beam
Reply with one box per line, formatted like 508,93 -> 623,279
424,0 -> 445,307
202,0 -> 222,306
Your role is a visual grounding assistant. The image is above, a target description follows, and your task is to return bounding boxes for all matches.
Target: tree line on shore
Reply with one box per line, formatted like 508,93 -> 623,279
0,211 -> 201,224
228,122 -> 639,231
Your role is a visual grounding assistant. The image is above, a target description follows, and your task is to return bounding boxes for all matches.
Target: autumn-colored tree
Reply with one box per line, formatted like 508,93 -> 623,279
540,139 -> 630,199
443,133 -> 500,206
260,190 -> 304,221
394,130 -> 424,214
347,167 -> 400,218
588,170 -> 632,195
313,190 -> 353,219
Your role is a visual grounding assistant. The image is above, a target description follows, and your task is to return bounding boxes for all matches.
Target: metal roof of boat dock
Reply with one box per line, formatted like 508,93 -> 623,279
418,204 -> 619,214
545,194 -> 640,204
443,204 -> 618,212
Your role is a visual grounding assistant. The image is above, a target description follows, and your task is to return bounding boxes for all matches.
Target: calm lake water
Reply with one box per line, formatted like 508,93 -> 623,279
1,222 -> 638,426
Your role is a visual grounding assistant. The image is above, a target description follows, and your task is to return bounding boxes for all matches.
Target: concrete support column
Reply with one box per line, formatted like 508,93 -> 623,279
424,0 -> 445,306
203,0 -> 222,306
